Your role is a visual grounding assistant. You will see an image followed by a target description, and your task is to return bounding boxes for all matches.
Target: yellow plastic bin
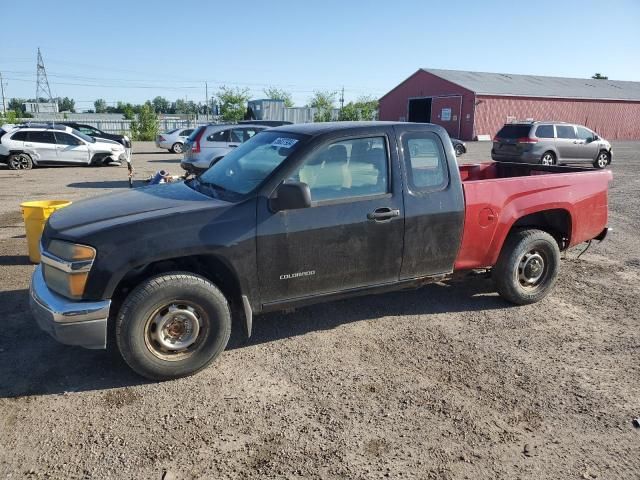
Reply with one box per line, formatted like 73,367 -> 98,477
20,200 -> 72,263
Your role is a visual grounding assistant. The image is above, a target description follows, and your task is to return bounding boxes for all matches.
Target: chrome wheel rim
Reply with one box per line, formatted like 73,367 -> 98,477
144,301 -> 207,361
517,250 -> 546,288
597,153 -> 608,168
541,154 -> 554,166
10,154 -> 30,169
174,143 -> 183,153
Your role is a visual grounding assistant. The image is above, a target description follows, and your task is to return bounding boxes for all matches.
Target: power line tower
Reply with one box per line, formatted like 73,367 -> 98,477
35,47 -> 54,114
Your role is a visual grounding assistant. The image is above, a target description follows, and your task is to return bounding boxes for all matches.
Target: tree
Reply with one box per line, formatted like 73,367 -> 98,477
94,98 -> 108,113
263,86 -> 294,107
338,96 -> 378,121
309,90 -> 336,122
173,99 -> 198,115
592,73 -> 608,80
152,96 -> 171,113
57,97 -> 75,113
8,98 -> 26,114
216,86 -> 251,122
130,102 -> 159,141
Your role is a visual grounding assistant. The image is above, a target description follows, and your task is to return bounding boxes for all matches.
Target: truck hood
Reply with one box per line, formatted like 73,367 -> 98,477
47,181 -> 228,238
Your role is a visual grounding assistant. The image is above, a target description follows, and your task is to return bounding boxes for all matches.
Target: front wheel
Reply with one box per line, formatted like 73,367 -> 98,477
8,153 -> 33,170
454,144 -> 465,156
116,272 -> 231,380
494,229 -> 560,305
171,142 -> 183,154
593,151 -> 610,169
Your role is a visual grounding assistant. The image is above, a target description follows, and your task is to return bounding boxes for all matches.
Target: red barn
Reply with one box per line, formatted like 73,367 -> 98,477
378,69 -> 640,140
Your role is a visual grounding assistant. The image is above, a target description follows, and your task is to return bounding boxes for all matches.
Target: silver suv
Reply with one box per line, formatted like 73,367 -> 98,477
181,124 -> 266,173
491,121 -> 612,169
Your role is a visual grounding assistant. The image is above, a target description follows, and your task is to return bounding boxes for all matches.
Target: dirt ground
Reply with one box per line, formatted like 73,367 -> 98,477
0,140 -> 638,479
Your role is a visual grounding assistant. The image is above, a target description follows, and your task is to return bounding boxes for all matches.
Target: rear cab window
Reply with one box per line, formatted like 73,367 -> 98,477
28,131 -> 56,144
402,131 -> 449,192
207,129 -> 230,142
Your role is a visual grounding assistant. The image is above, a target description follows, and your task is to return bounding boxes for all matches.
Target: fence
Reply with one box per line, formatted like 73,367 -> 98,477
15,117 -> 222,136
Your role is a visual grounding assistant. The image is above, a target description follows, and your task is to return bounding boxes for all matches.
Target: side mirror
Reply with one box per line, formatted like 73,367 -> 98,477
593,134 -> 599,141
272,182 -> 311,212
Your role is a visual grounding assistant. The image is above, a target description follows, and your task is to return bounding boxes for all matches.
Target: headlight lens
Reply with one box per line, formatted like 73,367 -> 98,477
42,240 -> 96,299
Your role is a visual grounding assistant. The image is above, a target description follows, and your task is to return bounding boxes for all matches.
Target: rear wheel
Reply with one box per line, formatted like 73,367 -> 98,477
494,229 -> 560,305
116,272 -> 231,380
8,153 -> 33,170
593,151 -> 610,169
171,142 -> 183,154
540,151 -> 556,166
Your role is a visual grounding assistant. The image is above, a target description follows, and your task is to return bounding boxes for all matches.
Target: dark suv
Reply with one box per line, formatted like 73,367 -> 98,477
57,122 -> 131,150
491,121 -> 612,169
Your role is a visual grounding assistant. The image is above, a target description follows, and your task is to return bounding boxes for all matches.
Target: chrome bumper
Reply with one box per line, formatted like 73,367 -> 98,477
29,265 -> 110,349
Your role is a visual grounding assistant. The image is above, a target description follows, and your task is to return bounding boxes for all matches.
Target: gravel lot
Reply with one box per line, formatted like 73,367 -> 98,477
0,140 -> 639,479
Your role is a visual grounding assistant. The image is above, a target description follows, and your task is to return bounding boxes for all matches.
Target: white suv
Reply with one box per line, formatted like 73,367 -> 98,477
0,124 -> 127,170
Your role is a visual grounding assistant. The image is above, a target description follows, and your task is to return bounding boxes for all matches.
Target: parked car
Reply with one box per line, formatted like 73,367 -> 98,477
491,121 -> 612,169
181,124 -> 267,173
156,128 -> 195,154
0,124 -> 127,170
56,122 -> 131,152
30,122 -> 611,380
451,138 -> 466,156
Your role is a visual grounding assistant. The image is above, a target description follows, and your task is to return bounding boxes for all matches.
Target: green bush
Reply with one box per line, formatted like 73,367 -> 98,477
130,103 -> 159,141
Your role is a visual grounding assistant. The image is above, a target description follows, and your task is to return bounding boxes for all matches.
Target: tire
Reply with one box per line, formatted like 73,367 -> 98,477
593,150 -> 610,169
171,142 -> 183,154
494,229 -> 560,305
540,151 -> 556,166
115,272 -> 231,380
7,153 -> 33,170
454,144 -> 465,156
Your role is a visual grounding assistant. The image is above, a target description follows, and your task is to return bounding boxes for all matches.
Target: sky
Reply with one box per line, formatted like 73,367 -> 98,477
2,0 -> 639,111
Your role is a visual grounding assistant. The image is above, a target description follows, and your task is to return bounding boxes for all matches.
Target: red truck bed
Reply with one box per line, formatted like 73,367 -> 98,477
455,162 -> 612,270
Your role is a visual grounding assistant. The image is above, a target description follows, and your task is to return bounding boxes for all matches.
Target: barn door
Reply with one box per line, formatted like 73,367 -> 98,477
430,96 -> 462,139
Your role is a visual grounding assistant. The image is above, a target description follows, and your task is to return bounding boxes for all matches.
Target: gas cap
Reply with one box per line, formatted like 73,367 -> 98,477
478,207 -> 497,228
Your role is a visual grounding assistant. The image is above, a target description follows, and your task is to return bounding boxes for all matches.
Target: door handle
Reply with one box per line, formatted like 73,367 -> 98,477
367,207 -> 400,221
228,144 -> 238,148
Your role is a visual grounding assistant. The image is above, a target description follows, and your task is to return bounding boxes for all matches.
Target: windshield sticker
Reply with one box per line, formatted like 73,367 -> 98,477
271,137 -> 298,148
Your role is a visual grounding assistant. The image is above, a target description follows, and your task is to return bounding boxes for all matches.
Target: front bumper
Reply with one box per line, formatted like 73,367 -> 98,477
29,265 -> 110,349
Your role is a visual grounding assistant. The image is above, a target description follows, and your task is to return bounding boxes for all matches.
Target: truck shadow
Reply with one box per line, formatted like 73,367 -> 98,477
0,277 -> 504,399
229,276 -> 506,349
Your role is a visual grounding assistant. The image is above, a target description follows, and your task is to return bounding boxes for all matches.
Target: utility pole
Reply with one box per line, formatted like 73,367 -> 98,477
205,81 -> 209,122
0,72 -> 6,115
340,86 -> 345,111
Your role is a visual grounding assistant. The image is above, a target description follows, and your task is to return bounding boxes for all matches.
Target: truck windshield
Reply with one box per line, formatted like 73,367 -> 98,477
196,131 -> 306,198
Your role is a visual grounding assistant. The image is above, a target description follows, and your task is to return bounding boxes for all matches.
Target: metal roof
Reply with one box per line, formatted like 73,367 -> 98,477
422,68 -> 640,101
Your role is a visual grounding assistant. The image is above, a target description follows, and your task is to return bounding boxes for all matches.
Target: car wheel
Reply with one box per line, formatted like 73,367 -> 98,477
454,144 -> 465,156
8,153 -> 33,170
540,151 -> 556,166
171,142 -> 183,154
116,272 -> 232,380
494,229 -> 560,305
593,151 -> 610,169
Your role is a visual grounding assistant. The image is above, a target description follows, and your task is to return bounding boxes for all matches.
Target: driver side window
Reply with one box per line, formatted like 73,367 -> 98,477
287,136 -> 389,202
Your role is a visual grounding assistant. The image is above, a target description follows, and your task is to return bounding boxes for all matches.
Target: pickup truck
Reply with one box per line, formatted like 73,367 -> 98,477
29,122 -> 612,380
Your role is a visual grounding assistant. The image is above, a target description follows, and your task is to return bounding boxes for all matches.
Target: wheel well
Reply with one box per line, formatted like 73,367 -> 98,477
111,254 -> 243,315
511,209 -> 571,249
542,150 -> 556,158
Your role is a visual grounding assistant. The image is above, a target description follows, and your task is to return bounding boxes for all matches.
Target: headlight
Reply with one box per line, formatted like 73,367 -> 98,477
41,240 -> 96,299
111,145 -> 123,152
